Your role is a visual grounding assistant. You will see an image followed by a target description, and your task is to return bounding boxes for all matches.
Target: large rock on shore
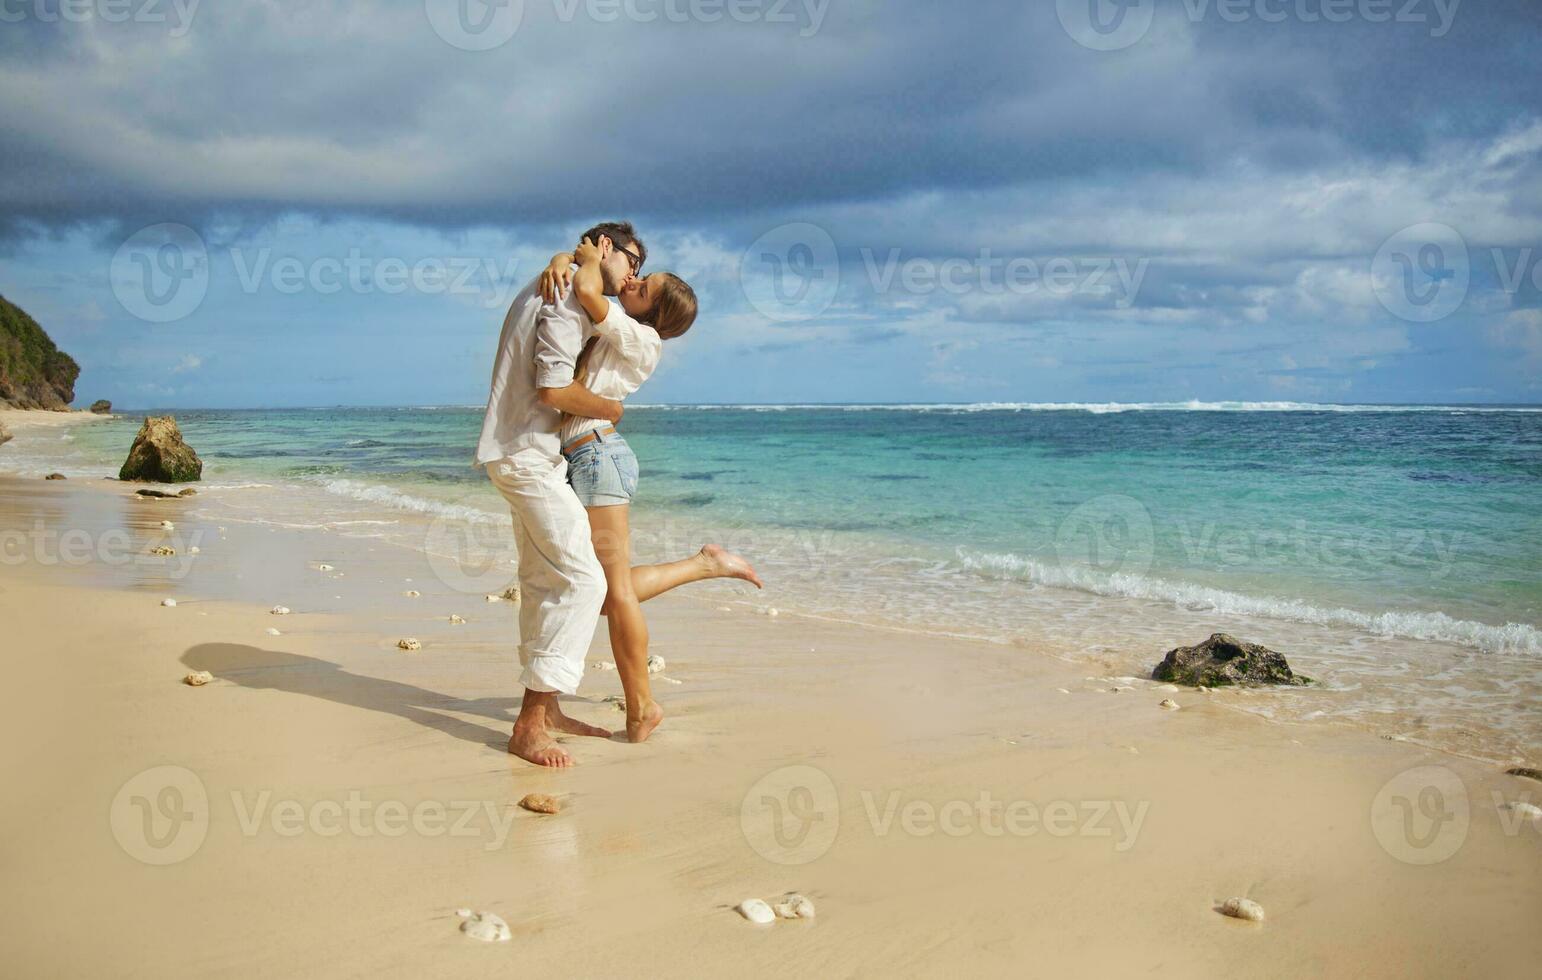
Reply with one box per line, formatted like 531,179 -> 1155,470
1151,633 -> 1309,687
119,416 -> 203,483
89,399 -> 112,414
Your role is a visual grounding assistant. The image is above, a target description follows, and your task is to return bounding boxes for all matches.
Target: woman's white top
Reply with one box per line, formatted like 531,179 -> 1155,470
559,299 -> 662,445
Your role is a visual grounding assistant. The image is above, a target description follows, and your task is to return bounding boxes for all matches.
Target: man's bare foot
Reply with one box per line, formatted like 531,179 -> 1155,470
508,723 -> 573,768
700,543 -> 763,589
546,706 -> 612,739
626,700 -> 664,743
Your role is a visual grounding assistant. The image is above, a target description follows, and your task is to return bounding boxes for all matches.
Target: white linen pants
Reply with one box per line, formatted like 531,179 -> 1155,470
486,451 -> 606,695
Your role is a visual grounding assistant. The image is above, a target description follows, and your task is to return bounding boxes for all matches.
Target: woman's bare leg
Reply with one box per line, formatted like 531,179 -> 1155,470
629,544 -> 763,604
586,504 -> 663,743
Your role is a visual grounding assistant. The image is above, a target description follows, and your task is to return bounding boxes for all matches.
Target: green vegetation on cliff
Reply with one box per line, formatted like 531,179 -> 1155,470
0,294 -> 79,409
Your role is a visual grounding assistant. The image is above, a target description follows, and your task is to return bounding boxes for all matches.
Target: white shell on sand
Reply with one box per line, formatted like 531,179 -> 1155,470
449,614 -> 466,625
161,598 -> 177,607
1159,699 -> 1180,710
647,655 -> 666,674
159,520 -> 175,530
188,546 -> 200,555
270,605 -> 290,616
484,593 -> 503,603
397,638 -> 422,652
772,894 -> 816,919
737,899 -> 776,924
183,670 -> 213,687
265,628 -> 282,636
765,608 -> 780,617
404,590 -> 420,597
1220,897 -> 1265,922
1500,801 -> 1542,819
459,910 -> 511,942
316,563 -> 334,572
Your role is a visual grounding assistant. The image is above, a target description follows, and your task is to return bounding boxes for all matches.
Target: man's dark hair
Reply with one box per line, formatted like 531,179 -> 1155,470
578,221 -> 646,270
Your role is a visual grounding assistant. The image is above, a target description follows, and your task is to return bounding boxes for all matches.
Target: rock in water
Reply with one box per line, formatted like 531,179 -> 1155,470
183,670 -> 213,687
737,899 -> 776,924
119,416 -> 203,483
646,654 -> 666,674
90,399 -> 111,414
519,793 -> 560,814
1505,766 -> 1542,782
772,894 -> 816,919
1219,897 -> 1265,922
1152,633 -> 1309,687
458,910 -> 511,942
45,472 -> 65,480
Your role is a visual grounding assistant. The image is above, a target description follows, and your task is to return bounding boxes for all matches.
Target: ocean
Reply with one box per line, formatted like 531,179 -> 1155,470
6,402 -> 1540,760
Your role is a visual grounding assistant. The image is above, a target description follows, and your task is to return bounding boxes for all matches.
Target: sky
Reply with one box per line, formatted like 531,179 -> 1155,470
1,0 -> 1540,408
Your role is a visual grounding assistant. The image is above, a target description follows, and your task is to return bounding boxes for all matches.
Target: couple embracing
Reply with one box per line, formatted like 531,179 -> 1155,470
475,221 -> 761,768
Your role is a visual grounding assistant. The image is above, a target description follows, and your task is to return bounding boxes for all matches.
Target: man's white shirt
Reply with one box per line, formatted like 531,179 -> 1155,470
475,277 -> 594,465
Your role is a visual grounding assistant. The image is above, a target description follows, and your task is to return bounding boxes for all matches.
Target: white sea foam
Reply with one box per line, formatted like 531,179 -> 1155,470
633,401 -> 1542,414
957,549 -> 1541,656
314,478 -> 502,524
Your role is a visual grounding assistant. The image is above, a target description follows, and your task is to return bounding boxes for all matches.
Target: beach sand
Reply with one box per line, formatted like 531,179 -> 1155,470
1,420 -> 1538,976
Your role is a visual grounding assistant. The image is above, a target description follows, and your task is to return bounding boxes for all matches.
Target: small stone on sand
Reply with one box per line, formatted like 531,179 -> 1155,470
500,586 -> 520,602
161,598 -> 177,607
316,563 -> 334,571
150,546 -> 176,556
647,654 -> 666,674
1500,801 -> 1542,820
772,894 -> 816,919
484,593 -> 503,603
265,628 -> 282,636
449,614 -> 466,625
737,899 -> 776,924
397,638 -> 421,652
188,546 -> 200,555
1219,897 -> 1265,922
404,590 -> 420,597
159,520 -> 175,530
764,607 -> 780,617
519,793 -> 560,814
1159,698 -> 1180,710
459,911 -> 511,942
270,605 -> 290,616
183,670 -> 213,687
1505,766 -> 1542,782
455,908 -> 473,919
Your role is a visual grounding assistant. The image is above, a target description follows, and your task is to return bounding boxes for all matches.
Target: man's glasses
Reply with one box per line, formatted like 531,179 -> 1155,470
613,241 -> 644,276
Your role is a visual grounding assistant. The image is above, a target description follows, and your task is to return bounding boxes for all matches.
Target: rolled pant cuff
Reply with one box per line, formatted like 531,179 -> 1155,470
520,654 -> 583,696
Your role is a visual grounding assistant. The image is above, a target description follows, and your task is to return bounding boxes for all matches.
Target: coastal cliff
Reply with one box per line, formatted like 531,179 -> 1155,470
0,294 -> 79,410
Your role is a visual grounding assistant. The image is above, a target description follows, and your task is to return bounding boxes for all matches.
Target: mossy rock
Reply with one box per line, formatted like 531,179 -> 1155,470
1151,633 -> 1309,687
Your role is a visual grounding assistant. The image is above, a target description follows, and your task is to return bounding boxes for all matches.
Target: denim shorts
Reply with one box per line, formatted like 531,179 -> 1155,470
562,429 -> 640,507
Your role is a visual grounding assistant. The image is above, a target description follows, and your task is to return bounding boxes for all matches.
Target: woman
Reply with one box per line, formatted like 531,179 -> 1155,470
539,238 -> 762,743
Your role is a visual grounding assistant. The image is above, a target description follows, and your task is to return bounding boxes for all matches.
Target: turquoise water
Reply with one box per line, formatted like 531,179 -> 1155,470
7,402 -> 1541,757
16,403 -> 1541,650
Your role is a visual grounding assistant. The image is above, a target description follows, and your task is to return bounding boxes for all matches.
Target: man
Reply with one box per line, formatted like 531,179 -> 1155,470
475,221 -> 646,767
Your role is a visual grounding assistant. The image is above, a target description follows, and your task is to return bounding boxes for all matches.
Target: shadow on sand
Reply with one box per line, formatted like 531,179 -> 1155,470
180,643 -> 570,751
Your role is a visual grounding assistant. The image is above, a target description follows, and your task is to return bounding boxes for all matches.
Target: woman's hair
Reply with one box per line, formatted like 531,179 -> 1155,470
638,273 -> 697,340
